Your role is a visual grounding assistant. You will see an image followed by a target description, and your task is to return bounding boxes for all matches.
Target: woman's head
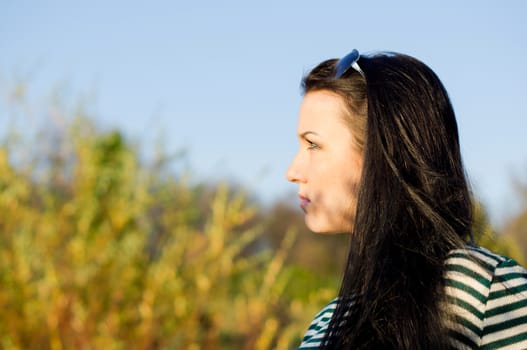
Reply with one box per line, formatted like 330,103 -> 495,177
286,53 -> 367,234
287,50 -> 472,241
288,49 -> 473,348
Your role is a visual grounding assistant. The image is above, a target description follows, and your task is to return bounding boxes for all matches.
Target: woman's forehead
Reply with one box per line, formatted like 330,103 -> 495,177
298,91 -> 351,135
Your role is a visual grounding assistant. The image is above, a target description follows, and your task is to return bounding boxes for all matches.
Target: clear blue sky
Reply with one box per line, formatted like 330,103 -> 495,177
1,0 -> 526,226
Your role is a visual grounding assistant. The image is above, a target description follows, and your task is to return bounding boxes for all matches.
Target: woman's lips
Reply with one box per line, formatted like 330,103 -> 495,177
299,194 -> 311,210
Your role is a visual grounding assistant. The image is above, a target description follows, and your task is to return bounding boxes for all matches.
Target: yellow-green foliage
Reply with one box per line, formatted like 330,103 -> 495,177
473,201 -> 526,266
0,119 -> 331,350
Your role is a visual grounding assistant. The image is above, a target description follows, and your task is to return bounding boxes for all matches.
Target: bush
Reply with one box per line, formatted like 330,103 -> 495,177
0,117 -> 333,349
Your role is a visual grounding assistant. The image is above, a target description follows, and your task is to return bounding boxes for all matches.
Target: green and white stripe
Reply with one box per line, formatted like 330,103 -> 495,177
298,245 -> 527,349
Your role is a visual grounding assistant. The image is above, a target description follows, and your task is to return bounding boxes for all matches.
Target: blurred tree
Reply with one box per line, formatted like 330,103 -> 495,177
0,89 -> 329,349
261,197 -> 347,283
500,177 -> 527,265
473,200 -> 526,266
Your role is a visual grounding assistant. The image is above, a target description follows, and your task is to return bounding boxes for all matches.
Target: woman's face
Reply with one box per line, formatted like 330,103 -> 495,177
286,90 -> 363,234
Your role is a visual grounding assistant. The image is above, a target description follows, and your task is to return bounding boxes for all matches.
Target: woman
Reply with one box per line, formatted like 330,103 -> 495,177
286,50 -> 527,349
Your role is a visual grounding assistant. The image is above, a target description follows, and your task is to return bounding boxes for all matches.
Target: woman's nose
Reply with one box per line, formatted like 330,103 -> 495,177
286,153 -> 306,183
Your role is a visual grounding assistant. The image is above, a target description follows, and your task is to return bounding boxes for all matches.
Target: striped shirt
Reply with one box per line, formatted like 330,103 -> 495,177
298,245 -> 527,349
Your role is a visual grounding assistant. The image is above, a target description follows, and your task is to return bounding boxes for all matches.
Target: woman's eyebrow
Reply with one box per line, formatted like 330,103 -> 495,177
299,131 -> 320,138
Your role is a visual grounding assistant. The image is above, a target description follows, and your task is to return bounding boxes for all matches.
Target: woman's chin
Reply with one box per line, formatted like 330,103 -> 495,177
305,218 -> 338,234
305,215 -> 353,234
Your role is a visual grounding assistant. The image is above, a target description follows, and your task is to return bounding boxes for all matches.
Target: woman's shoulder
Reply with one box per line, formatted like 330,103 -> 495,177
445,244 -> 526,283
447,244 -> 509,269
297,298 -> 338,349
445,243 -> 527,302
445,244 -> 527,349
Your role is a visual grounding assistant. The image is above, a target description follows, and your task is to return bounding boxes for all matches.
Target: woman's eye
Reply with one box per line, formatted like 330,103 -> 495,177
307,141 -> 319,150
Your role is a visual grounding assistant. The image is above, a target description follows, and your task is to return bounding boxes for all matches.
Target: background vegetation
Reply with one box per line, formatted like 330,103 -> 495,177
1,86 -> 526,349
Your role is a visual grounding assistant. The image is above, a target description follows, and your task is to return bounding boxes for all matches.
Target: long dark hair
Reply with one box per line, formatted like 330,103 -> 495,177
302,52 -> 473,349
